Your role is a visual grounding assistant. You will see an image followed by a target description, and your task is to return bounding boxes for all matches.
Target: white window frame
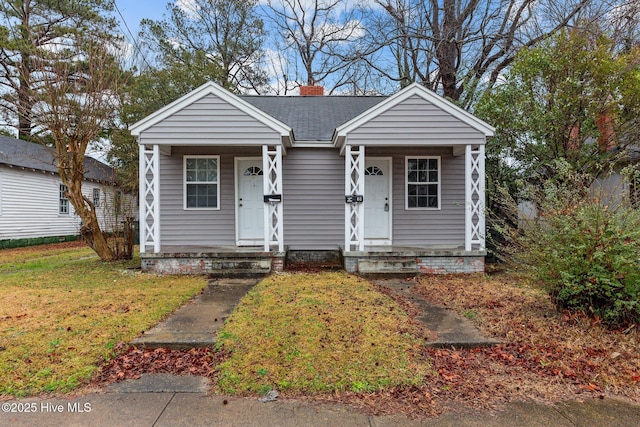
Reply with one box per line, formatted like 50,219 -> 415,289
183,155 -> 221,210
405,156 -> 441,210
59,184 -> 70,215
92,188 -> 101,207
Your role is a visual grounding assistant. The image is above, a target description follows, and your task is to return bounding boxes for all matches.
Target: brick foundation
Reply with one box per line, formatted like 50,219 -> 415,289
271,257 -> 284,272
416,256 -> 484,274
141,251 -> 286,275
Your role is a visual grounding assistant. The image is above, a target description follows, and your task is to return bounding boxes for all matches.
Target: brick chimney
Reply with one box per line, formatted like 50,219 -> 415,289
299,85 -> 324,96
597,112 -> 616,152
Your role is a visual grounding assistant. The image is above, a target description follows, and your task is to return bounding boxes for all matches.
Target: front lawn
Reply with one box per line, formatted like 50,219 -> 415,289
215,272 -> 433,395
0,243 -> 206,397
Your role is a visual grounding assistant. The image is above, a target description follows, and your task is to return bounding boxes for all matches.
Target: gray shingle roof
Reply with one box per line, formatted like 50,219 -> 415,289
0,135 -> 116,183
241,95 -> 386,141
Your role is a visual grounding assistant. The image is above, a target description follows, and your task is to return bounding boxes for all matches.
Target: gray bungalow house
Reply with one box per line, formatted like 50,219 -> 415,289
130,82 -> 494,275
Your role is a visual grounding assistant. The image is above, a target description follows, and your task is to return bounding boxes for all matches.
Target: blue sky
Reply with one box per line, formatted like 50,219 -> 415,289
114,0 -> 166,39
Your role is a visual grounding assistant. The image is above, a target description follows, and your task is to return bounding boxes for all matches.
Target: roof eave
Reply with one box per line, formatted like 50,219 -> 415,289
129,81 -> 293,140
333,83 -> 495,148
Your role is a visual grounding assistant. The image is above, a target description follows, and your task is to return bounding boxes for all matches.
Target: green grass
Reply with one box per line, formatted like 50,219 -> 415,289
215,272 -> 432,395
0,244 -> 206,397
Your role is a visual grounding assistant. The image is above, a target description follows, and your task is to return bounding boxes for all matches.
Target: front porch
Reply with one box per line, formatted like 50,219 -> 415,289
140,246 -> 287,276
341,246 -> 486,275
140,245 -> 485,276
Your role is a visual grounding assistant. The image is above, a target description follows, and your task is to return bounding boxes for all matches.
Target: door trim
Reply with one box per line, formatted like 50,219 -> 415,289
235,157 -> 263,246
364,157 -> 393,246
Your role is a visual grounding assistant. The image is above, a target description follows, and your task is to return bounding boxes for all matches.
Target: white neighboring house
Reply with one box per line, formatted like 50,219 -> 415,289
0,135 -> 128,246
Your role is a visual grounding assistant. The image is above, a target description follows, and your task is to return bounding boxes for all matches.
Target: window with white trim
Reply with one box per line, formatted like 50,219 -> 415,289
184,155 -> 220,209
93,188 -> 101,207
115,190 -> 122,215
59,184 -> 69,214
406,157 -> 440,209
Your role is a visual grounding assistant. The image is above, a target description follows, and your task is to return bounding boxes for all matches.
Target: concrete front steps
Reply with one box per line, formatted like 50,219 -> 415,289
140,246 -> 286,276
357,258 -> 420,276
342,246 -> 486,275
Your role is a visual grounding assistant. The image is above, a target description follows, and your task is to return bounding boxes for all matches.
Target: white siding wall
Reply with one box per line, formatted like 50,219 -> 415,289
0,166 -> 122,240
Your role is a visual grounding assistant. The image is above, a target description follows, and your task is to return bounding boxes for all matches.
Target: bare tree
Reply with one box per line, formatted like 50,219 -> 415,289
141,0 -> 267,93
606,0 -> 640,52
363,0 -> 593,106
264,0 -> 367,91
32,36 -> 127,261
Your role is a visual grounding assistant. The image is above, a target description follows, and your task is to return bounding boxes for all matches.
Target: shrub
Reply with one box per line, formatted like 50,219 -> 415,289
493,164 -> 640,326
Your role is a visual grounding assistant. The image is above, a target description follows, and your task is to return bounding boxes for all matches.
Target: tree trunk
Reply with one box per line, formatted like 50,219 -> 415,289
437,0 -> 463,101
17,54 -> 34,140
66,182 -> 116,262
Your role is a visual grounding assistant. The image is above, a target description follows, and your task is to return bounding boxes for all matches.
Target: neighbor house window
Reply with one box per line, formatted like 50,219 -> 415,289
59,184 -> 69,214
406,157 -> 440,209
115,190 -> 122,215
184,155 -> 220,209
93,188 -> 101,207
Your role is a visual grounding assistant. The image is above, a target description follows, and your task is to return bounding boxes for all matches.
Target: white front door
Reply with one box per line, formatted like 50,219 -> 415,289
236,158 -> 264,244
364,158 -> 392,244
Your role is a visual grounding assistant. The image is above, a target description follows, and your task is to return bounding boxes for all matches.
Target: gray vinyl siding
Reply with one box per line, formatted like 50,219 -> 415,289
139,94 -> 282,145
283,148 -> 344,250
159,146 -> 261,246
347,95 -> 486,146
157,146 -> 466,249
367,147 -> 466,247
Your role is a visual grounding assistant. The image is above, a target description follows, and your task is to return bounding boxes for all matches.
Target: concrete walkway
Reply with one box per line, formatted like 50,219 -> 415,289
130,276 -> 497,350
131,278 -> 258,349
372,279 -> 501,348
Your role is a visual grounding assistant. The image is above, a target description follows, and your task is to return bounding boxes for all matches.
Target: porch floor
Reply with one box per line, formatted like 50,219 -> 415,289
341,245 -> 485,257
145,245 -> 286,257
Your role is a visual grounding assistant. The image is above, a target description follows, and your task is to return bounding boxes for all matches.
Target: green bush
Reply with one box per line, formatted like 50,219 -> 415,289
494,165 -> 640,326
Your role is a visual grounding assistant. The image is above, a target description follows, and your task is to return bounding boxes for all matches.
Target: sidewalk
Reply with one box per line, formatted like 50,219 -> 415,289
3,387 -> 640,427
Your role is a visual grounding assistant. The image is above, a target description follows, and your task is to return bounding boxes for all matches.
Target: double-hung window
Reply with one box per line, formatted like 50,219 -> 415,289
59,184 -> 69,214
406,157 -> 440,209
93,188 -> 101,207
184,155 -> 220,209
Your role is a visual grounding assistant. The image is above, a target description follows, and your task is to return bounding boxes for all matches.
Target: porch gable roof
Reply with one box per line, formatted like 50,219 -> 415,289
332,83 -> 495,149
129,81 -> 293,144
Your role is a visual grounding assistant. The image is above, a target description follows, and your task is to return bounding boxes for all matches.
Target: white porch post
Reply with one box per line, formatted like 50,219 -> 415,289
465,144 -> 485,251
344,145 -> 365,252
139,144 -> 160,253
263,144 -> 284,252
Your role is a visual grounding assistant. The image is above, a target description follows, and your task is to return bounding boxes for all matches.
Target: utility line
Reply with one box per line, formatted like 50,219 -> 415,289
113,0 -> 154,72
